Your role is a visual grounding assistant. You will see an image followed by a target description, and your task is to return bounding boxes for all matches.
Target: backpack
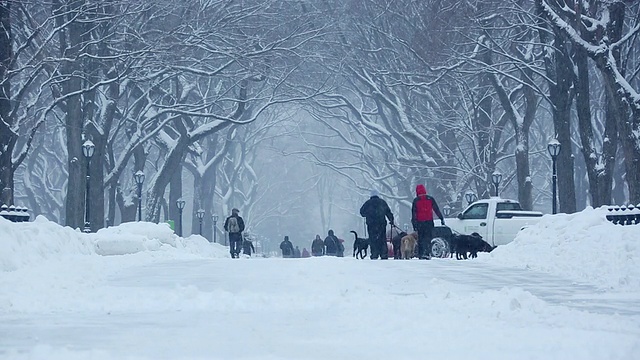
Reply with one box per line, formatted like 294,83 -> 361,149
228,217 -> 240,233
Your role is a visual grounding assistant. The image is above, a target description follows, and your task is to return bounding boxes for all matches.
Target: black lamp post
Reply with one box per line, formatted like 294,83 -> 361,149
491,171 -> 502,197
176,199 -> 186,236
443,204 -> 451,217
548,139 -> 561,214
196,209 -> 205,235
465,191 -> 477,205
212,213 -> 219,243
82,140 -> 95,233
134,170 -> 145,221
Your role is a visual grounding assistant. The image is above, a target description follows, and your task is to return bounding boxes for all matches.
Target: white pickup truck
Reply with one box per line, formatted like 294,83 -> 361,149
430,197 -> 543,257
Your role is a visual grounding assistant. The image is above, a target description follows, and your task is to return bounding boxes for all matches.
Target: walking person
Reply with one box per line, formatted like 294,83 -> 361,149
301,248 -> 311,258
411,184 -> 445,259
360,190 -> 395,259
242,236 -> 255,257
223,208 -> 245,258
311,235 -> 324,256
324,230 -> 339,256
280,236 -> 294,258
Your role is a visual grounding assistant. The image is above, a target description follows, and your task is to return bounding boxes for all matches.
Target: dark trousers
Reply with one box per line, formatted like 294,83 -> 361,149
229,233 -> 242,257
416,221 -> 434,258
367,222 -> 387,259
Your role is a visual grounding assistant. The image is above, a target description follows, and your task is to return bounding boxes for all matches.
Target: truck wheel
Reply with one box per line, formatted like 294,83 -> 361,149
431,237 -> 450,258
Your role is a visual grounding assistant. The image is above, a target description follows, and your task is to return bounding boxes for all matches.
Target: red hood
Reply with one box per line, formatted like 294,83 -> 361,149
416,184 -> 427,196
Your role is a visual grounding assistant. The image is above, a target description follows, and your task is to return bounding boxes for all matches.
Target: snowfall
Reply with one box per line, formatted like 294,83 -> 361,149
0,207 -> 639,360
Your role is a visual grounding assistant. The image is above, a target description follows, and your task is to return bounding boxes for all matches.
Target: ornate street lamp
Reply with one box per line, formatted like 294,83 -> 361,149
548,139 -> 561,214
465,191 -> 477,205
491,171 -> 502,197
212,213 -> 219,243
82,140 -> 95,233
134,170 -> 145,221
443,204 -> 451,217
176,199 -> 186,237
196,208 -> 205,236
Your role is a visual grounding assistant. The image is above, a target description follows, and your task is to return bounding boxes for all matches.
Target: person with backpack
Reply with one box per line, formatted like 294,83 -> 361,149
324,230 -> 339,256
280,236 -> 294,258
360,189 -> 395,259
412,184 -> 445,259
223,208 -> 245,258
311,234 -> 324,256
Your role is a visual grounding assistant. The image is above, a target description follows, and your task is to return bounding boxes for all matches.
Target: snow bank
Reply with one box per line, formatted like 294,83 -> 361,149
483,206 -> 640,291
0,216 -> 228,272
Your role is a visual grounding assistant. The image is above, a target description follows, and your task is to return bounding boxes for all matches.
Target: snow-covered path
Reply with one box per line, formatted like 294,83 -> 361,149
2,256 -> 639,360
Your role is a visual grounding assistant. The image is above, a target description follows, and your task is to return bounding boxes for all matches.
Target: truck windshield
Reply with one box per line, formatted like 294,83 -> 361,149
496,202 -> 522,212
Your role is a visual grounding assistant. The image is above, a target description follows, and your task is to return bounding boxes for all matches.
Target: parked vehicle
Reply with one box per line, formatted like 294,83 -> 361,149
430,197 -> 544,258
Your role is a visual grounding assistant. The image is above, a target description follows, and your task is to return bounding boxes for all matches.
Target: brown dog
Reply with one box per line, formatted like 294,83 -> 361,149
400,232 -> 418,259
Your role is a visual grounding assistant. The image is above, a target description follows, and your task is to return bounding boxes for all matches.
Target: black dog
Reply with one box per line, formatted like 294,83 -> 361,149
350,231 -> 369,259
450,232 -> 495,260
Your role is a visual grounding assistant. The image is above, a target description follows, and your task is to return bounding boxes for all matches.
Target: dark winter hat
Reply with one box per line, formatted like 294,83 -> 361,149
284,235 -> 289,241
232,208 -> 239,214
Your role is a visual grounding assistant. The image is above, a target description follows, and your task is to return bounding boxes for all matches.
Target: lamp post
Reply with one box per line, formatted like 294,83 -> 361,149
491,171 -> 502,197
176,199 -> 186,237
465,191 -> 477,205
443,204 -> 451,217
134,170 -> 145,221
548,139 -> 561,214
196,209 -> 205,236
212,213 -> 219,243
82,140 -> 95,233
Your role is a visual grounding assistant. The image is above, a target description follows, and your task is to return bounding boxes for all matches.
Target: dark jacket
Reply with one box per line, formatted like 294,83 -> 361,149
324,230 -> 339,255
311,236 -> 324,256
411,185 -> 443,229
280,238 -> 294,257
223,214 -> 245,234
242,240 -> 255,256
360,196 -> 394,226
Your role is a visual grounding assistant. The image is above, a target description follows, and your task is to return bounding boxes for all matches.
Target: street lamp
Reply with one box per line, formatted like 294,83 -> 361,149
82,140 -> 95,233
134,170 -> 145,221
212,213 -> 219,243
465,191 -> 477,205
548,139 -> 561,214
176,199 -> 186,237
443,204 -> 451,217
491,171 -> 502,197
196,208 -> 205,235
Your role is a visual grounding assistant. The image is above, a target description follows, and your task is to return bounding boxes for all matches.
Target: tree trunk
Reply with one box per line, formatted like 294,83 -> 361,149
0,1 -> 13,205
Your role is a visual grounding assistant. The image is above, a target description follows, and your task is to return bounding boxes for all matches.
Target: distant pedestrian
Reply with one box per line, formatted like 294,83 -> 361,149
311,235 -> 324,256
412,184 -> 444,259
223,208 -> 245,258
336,238 -> 345,257
242,237 -> 255,257
301,248 -> 310,258
280,236 -> 294,258
324,230 -> 339,256
360,190 -> 394,259
294,246 -> 301,258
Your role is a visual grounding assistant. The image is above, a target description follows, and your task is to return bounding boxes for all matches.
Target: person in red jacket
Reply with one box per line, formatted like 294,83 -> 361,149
411,184 -> 445,259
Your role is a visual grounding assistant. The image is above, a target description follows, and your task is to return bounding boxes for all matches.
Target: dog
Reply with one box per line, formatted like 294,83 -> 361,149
400,232 -> 418,259
450,232 -> 495,260
350,231 -> 369,259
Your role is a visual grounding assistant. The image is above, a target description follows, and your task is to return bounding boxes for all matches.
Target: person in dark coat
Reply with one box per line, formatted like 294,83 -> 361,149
411,184 -> 445,259
324,230 -> 339,256
223,208 -> 245,258
280,236 -> 294,258
293,246 -> 302,258
360,190 -> 395,259
311,235 -> 324,256
242,237 -> 255,256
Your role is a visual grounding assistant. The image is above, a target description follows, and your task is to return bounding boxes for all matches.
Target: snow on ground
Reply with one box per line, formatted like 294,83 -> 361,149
0,209 -> 639,359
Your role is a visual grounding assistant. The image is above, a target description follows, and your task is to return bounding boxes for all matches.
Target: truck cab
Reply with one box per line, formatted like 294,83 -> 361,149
444,197 -> 543,247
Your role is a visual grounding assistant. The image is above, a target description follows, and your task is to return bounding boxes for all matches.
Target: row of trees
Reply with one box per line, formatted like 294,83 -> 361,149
1,0 -> 639,240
